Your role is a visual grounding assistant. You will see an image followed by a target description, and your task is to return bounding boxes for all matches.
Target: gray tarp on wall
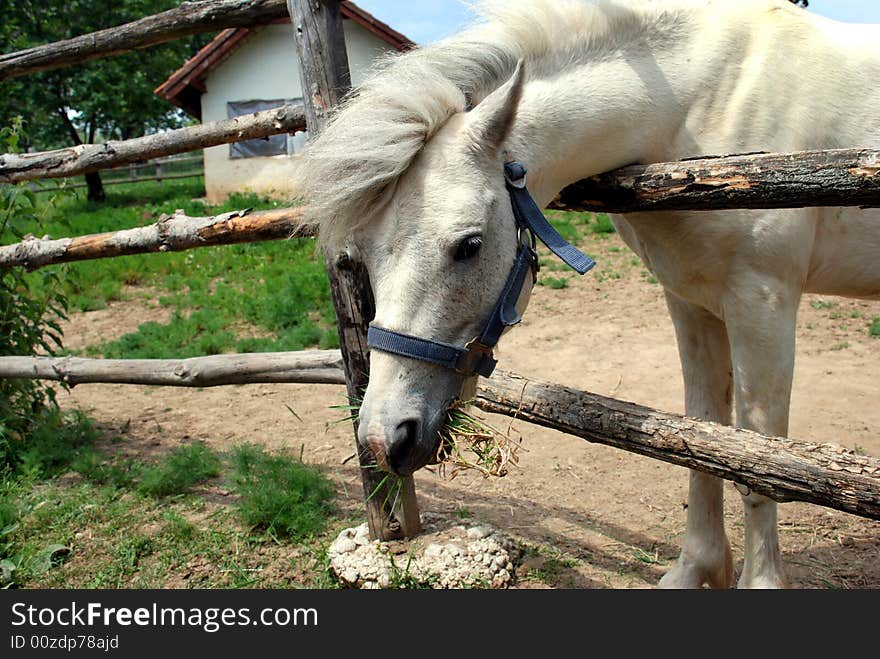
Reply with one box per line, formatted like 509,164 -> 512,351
227,99 -> 301,159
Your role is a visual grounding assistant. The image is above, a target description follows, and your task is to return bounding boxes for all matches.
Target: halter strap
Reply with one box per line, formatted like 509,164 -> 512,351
504,162 -> 596,274
366,247 -> 535,377
367,161 -> 595,377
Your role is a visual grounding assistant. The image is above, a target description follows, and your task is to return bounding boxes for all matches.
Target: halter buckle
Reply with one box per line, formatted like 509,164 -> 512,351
455,339 -> 497,377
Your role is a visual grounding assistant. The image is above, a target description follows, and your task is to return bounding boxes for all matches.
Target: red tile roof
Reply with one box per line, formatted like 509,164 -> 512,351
155,1 -> 415,119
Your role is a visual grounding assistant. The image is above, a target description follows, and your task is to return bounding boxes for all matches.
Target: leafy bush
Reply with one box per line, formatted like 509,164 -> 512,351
0,489 -> 20,584
0,120 -> 71,472
14,410 -> 100,478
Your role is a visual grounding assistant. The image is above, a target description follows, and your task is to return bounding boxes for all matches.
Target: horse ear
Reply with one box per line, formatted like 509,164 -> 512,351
466,59 -> 525,154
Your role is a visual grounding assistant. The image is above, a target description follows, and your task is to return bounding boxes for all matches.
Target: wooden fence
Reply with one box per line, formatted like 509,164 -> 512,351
1,1 -> 879,540
29,155 -> 205,193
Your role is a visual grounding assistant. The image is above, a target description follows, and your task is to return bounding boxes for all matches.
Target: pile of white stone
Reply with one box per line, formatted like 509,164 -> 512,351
328,512 -> 519,589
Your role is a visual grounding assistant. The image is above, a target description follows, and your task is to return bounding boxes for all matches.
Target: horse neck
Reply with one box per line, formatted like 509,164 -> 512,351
498,2 -> 748,206
502,0 -> 878,204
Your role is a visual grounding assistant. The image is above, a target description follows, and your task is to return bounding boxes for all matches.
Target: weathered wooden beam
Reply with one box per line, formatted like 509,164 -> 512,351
4,147 -> 878,272
2,354 -> 876,519
0,352 -> 345,387
0,104 -> 305,184
474,370 -> 880,521
0,0 -> 290,81
552,148 -> 880,213
0,207 -> 315,271
288,0 -> 421,540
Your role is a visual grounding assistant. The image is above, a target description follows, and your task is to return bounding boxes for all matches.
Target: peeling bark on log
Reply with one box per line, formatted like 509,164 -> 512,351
0,0 -> 290,81
474,371 -> 880,521
0,105 -> 305,184
552,148 -> 880,213
0,207 -> 315,271
289,0 -> 421,540
0,352 -> 345,387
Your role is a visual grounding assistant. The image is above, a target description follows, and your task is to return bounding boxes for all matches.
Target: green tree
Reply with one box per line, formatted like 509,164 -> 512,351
0,1 -> 209,201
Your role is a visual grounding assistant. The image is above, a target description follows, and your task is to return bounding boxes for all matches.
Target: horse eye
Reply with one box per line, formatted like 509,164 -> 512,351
453,235 -> 483,262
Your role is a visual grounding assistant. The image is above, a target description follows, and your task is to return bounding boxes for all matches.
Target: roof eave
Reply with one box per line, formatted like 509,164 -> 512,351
154,2 -> 415,119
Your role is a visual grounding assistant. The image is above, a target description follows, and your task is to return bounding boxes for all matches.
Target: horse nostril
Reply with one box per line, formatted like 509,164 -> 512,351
388,419 -> 420,474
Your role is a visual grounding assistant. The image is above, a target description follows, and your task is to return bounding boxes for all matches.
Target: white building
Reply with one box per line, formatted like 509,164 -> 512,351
155,4 -> 413,202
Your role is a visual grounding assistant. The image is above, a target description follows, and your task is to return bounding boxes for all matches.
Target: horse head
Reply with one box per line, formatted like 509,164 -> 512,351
357,64 -> 532,475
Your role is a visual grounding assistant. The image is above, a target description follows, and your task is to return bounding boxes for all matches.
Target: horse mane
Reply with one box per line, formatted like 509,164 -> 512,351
291,0 -> 675,250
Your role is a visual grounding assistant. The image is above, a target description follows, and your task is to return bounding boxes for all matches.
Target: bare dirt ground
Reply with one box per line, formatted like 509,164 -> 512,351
55,233 -> 880,589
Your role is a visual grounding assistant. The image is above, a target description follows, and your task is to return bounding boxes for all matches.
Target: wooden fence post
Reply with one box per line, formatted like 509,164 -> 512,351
287,0 -> 421,540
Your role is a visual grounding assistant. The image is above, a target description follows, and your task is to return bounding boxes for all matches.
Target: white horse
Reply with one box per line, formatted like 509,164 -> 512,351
293,0 -> 880,588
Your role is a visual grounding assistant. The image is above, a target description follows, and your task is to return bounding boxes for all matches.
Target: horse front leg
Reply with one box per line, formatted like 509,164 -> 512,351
658,292 -> 734,589
724,289 -> 799,589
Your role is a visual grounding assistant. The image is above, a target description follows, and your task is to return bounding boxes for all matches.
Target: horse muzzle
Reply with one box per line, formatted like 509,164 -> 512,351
359,412 -> 443,476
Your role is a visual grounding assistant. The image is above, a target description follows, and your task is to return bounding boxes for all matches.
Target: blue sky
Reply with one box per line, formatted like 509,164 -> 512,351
355,1 -> 880,45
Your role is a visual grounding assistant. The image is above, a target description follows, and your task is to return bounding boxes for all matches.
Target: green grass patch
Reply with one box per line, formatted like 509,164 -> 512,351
538,276 -> 569,289
1,475 -> 343,588
589,213 -> 616,234
546,213 -> 581,245
136,443 -> 222,498
13,180 -> 338,359
0,407 -> 343,588
230,444 -> 335,540
870,316 -> 880,338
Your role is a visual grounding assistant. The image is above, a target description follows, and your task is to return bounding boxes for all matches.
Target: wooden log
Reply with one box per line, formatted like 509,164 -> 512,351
0,207 -> 315,271
1,353 -> 876,520
0,104 -> 305,183
552,148 -> 880,213
474,371 -> 880,521
289,0 -> 421,540
0,352 -> 345,387
0,0 -> 290,81
4,147 -> 878,272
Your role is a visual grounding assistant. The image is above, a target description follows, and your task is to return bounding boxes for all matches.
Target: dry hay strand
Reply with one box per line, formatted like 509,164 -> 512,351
434,402 -> 524,480
337,396 -> 524,482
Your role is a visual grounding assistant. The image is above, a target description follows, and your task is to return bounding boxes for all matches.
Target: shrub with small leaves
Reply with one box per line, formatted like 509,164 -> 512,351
0,119 -> 70,472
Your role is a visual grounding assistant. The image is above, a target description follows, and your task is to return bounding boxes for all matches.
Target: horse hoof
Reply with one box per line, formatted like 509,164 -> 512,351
658,547 -> 734,589
737,573 -> 787,589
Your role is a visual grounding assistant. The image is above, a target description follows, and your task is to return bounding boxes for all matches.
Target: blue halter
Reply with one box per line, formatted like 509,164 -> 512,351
367,161 -> 596,378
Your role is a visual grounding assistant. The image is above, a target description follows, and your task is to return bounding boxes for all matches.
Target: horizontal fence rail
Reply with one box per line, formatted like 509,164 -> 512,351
0,352 -> 345,387
551,148 -> 880,213
0,104 -> 305,184
31,171 -> 205,194
1,354 -> 876,520
0,207 -> 313,271
2,148 -> 878,271
0,0 -> 290,81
